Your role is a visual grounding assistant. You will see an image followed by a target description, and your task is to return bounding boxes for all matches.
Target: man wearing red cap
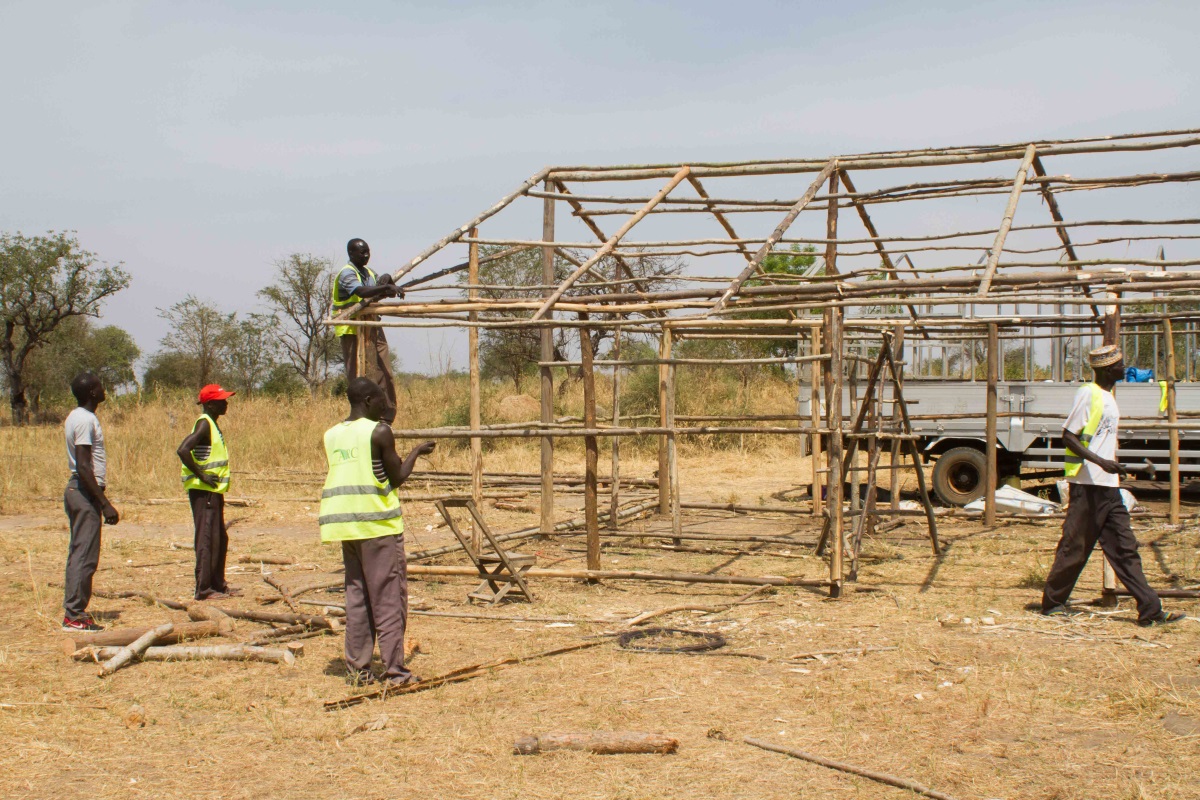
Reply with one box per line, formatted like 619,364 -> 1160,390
177,384 -> 239,600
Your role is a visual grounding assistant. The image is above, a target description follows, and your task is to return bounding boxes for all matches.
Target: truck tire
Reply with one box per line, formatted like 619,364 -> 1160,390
932,446 -> 987,506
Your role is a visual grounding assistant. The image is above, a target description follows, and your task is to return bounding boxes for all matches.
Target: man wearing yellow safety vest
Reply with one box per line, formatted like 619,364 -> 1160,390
332,238 -> 401,422
1041,345 -> 1184,626
320,377 -> 436,686
177,384 -> 240,601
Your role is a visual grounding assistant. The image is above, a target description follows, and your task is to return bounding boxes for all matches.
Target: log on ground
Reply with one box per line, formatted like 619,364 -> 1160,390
514,732 -> 679,755
98,623 -> 174,677
77,644 -> 295,666
62,620 -> 227,655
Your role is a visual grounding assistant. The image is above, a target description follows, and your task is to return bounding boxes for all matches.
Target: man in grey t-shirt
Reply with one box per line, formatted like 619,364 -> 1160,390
62,372 -> 119,632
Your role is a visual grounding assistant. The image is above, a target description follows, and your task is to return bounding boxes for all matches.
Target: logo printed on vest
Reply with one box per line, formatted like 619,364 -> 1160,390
332,446 -> 359,461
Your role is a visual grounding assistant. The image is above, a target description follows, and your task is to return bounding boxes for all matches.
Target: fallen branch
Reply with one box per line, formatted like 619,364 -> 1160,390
186,602 -> 236,633
787,645 -> 897,661
514,732 -> 678,755
98,623 -> 173,677
262,574 -> 299,612
626,585 -> 774,626
238,554 -> 296,565
743,737 -> 962,800
62,621 -> 227,655
77,644 -> 295,666
212,607 -> 333,630
93,589 -> 188,611
325,640 -> 606,711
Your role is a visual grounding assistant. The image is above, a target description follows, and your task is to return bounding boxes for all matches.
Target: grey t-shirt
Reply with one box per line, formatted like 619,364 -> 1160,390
65,407 -> 106,486
337,264 -> 375,303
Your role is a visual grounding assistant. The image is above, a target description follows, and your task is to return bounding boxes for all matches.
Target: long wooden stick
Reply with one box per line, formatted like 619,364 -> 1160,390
744,737 -> 962,800
325,640 -> 607,710
531,165 -> 690,320
977,144 -> 1036,295
710,160 -> 837,314
406,564 -> 823,587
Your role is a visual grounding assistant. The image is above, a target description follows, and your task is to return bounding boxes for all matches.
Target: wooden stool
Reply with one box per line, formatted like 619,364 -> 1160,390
435,498 -> 535,604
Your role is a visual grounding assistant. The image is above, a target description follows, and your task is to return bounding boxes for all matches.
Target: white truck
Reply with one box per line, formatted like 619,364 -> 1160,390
894,380 -> 1197,506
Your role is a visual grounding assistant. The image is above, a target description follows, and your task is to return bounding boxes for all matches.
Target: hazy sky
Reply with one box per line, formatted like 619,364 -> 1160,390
2,1 -> 1197,373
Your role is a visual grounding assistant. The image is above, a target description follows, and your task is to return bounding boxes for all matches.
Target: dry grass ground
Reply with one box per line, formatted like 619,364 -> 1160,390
1,392 -> 1198,799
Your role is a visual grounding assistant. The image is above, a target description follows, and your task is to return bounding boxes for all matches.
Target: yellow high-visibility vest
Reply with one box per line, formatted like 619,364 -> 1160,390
319,417 -> 404,542
181,414 -> 230,493
331,265 -> 377,337
1064,383 -> 1105,478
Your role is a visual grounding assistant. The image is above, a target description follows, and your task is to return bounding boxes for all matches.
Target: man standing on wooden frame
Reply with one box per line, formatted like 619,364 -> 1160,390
330,238 -> 401,423
1042,345 -> 1184,627
320,377 -> 435,687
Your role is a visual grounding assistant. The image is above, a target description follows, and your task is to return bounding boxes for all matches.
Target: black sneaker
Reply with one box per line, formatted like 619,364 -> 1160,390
62,615 -> 104,632
1042,605 -> 1080,618
1137,610 -> 1186,628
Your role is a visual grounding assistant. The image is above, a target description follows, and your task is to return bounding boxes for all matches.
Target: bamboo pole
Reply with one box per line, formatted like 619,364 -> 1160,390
579,315 -> 600,571
540,183 -> 556,535
710,160 -> 837,313
658,330 -> 672,514
1164,316 -> 1180,524
889,326 -> 904,511
532,165 -> 690,320
984,323 -> 999,527
977,144 -> 1036,295
468,227 -> 483,551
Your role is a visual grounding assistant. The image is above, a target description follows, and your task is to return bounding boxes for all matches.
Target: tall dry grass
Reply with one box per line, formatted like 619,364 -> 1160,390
0,368 -> 804,511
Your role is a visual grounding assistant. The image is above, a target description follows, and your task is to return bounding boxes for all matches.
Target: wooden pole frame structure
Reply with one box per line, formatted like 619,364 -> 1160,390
325,128 -> 1200,598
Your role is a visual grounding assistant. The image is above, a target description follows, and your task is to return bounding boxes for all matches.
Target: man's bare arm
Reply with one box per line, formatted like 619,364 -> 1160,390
372,424 -> 434,488
75,444 -> 119,524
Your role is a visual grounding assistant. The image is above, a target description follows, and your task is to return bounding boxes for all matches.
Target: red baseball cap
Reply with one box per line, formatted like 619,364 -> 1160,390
197,384 -> 236,403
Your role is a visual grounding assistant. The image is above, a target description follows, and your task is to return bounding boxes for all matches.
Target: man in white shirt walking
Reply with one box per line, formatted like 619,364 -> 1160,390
1041,345 -> 1183,627
62,372 -> 119,632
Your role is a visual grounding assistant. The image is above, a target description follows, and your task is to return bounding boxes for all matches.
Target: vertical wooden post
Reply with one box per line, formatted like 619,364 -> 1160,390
985,323 -> 999,527
825,308 -> 844,598
1164,317 -> 1180,525
608,328 -> 622,531
579,315 -> 600,571
825,169 -> 843,598
667,355 -> 682,541
658,329 -> 673,514
810,328 -> 823,516
889,326 -> 905,511
539,186 -> 556,535
848,360 -> 860,517
797,332 -> 808,458
468,228 -> 483,551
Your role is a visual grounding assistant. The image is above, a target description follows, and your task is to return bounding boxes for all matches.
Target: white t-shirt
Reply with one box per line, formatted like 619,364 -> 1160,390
1063,383 -> 1119,487
64,407 -> 106,486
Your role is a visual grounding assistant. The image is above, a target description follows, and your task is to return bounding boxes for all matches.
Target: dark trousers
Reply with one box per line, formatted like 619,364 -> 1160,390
189,489 -> 229,599
63,478 -> 102,620
1042,483 -> 1162,623
342,534 -> 411,681
340,329 -> 397,423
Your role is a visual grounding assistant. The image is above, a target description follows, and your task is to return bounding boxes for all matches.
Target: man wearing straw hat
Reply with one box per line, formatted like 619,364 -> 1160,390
1041,344 -> 1184,626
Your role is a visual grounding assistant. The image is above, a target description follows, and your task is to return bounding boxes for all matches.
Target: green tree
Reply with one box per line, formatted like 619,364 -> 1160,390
24,318 -> 139,412
143,351 -> 201,391
257,254 -> 338,392
0,231 -> 131,423
156,295 -> 232,387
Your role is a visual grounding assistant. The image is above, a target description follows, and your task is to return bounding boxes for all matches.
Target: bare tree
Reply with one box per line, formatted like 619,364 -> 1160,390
0,231 -> 130,423
157,295 -> 232,387
257,254 -> 337,392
